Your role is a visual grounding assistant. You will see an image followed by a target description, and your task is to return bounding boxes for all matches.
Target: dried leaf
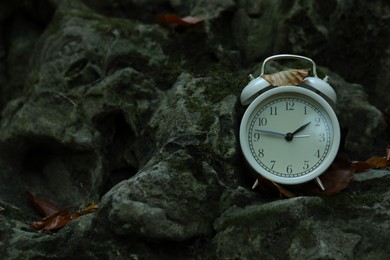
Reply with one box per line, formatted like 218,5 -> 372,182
31,209 -> 70,231
253,174 -> 296,198
26,191 -> 61,217
312,168 -> 355,195
365,156 -> 388,168
352,147 -> 390,173
254,156 -> 355,197
262,69 -> 309,86
271,182 -> 296,198
352,161 -> 372,173
0,205 -> 4,212
27,193 -> 98,232
70,202 -> 98,220
156,13 -> 204,28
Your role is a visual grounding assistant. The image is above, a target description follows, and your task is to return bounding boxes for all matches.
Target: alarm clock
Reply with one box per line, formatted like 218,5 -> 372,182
239,54 -> 341,190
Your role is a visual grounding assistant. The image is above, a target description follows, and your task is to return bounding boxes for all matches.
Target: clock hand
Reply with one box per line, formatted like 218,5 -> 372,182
294,134 -> 310,138
285,122 -> 311,141
255,129 -> 310,139
255,129 -> 285,138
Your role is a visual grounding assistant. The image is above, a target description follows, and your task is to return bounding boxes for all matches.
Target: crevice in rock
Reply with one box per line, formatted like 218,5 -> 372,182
94,111 -> 140,195
0,134 -> 101,220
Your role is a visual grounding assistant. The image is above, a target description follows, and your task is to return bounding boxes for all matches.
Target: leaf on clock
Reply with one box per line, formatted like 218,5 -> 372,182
262,69 -> 309,86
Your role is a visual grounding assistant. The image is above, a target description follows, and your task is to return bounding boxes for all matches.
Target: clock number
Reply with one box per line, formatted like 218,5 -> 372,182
304,106 -> 307,115
286,164 -> 293,174
270,106 -> 278,116
258,149 -> 264,158
258,117 -> 268,126
285,101 -> 295,110
303,160 -> 309,170
270,160 -> 276,169
319,133 -> 325,143
315,149 -> 321,158
315,117 -> 321,126
253,132 -> 261,142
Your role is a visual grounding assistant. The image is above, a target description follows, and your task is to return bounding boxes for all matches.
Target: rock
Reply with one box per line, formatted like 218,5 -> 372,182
0,0 -> 389,259
212,170 -> 390,259
329,73 -> 387,159
97,72 -> 239,241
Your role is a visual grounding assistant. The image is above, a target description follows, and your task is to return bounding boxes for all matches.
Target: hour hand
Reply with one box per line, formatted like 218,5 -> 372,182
285,122 -> 311,141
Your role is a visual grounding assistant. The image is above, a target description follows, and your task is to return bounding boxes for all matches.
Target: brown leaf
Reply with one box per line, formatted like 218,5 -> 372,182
27,191 -> 98,232
262,69 -> 309,86
365,156 -> 388,168
31,209 -> 70,231
26,191 -> 61,217
315,168 -> 355,195
156,13 -> 204,28
254,156 -> 355,197
352,161 -> 372,173
70,202 -> 98,220
271,182 -> 296,198
304,156 -> 355,195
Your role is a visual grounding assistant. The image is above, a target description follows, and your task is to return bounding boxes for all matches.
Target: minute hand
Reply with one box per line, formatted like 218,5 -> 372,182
255,129 -> 285,138
285,122 -> 311,141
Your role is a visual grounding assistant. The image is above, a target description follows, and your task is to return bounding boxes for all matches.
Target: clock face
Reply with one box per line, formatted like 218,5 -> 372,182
240,87 -> 340,185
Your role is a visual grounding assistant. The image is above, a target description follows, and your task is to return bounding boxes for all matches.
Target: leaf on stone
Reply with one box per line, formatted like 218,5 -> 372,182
294,156 -> 355,196
156,13 -> 204,29
26,191 -> 61,217
352,146 -> 390,173
69,202 -> 98,220
351,161 -> 372,173
253,175 -> 296,198
31,209 -> 70,231
366,156 -> 388,168
27,192 -> 98,232
271,181 -> 295,198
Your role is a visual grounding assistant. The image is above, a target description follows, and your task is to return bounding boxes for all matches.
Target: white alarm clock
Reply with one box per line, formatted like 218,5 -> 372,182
239,54 -> 341,190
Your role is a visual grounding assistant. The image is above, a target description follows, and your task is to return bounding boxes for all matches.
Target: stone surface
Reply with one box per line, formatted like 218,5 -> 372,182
0,0 -> 389,259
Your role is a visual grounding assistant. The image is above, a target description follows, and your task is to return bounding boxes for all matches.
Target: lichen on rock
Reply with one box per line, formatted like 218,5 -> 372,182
0,0 -> 389,259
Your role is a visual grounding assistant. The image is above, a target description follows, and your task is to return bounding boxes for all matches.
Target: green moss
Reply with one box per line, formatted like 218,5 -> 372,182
185,99 -> 215,130
92,16 -> 139,37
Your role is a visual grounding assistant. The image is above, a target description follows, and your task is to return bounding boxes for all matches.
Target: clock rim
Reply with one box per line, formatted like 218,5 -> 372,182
239,86 -> 341,185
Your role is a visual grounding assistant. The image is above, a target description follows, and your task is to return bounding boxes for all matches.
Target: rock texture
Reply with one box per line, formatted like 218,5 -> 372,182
0,0 -> 389,259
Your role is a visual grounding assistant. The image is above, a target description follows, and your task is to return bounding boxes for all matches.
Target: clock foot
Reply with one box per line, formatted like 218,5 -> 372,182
252,179 -> 259,189
315,177 -> 325,191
